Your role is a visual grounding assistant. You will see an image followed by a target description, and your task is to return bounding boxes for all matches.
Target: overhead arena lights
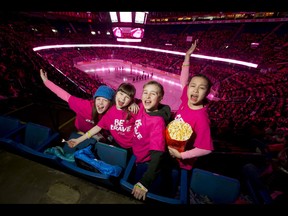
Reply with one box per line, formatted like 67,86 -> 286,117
33,44 -> 258,68
109,12 -> 148,42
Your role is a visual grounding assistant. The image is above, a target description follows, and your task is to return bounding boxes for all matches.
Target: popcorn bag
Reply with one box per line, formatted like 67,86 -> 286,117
166,120 -> 193,152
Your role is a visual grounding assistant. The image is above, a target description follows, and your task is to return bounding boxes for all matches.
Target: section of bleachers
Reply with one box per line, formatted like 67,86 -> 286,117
0,115 -> 25,139
0,121 -> 61,165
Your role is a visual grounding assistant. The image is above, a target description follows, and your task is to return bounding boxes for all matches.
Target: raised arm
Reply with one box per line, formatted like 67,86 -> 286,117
40,69 -> 71,102
180,39 -> 198,89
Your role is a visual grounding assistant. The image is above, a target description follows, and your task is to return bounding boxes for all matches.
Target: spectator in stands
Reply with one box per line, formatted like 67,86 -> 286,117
40,69 -> 114,140
131,80 -> 171,201
168,40 -> 214,171
67,82 -> 137,153
242,147 -> 288,204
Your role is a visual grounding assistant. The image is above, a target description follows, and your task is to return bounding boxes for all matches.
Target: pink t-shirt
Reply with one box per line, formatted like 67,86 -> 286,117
174,85 -> 214,170
132,103 -> 166,163
69,96 -> 101,133
44,79 -> 99,133
97,105 -> 136,149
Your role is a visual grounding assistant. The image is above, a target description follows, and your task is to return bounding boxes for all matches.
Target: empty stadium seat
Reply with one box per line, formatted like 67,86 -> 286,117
189,168 -> 241,204
0,121 -> 61,165
0,115 -> 25,139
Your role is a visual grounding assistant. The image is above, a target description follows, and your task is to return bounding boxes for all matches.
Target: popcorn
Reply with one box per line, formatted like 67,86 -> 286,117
166,120 -> 193,152
167,120 -> 193,141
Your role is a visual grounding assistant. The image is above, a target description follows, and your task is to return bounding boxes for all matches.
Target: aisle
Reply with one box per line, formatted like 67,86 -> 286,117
0,149 -> 143,204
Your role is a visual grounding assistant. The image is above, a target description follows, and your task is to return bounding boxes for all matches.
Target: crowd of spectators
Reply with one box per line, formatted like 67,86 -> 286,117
0,13 -> 287,154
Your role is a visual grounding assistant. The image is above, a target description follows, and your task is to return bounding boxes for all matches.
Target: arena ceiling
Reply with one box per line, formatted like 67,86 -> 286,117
17,11 -> 288,25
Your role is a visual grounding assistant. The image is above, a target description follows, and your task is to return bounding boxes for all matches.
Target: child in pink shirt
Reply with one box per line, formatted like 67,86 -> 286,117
168,40 -> 214,170
67,82 -> 137,150
40,69 -> 114,135
40,68 -> 115,161
131,80 -> 172,201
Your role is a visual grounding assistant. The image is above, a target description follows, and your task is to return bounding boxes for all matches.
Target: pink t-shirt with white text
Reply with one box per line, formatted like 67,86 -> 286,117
132,103 -> 166,163
97,105 -> 136,149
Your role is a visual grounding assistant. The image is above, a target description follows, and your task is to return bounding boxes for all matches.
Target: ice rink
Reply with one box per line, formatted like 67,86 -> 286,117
76,60 -> 183,111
